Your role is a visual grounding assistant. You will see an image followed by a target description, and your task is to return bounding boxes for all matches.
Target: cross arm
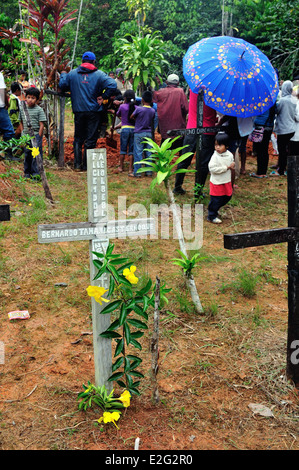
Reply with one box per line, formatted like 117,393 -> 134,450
0,204 -> 10,222
167,126 -> 227,137
224,227 -> 299,250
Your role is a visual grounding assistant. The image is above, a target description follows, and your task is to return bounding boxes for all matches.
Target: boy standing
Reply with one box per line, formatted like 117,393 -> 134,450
130,90 -> 155,178
20,87 -> 46,178
8,82 -> 22,138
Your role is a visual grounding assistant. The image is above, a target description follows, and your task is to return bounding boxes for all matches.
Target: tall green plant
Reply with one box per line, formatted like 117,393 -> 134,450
115,32 -> 169,94
136,138 -> 203,314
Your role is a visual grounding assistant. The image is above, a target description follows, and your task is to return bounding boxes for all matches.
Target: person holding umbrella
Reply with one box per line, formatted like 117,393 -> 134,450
182,36 -> 279,185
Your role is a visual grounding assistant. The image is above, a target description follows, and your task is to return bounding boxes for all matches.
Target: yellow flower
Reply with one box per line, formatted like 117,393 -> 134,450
118,390 -> 131,408
86,285 -> 109,305
83,384 -> 93,394
123,266 -> 138,284
30,147 -> 40,158
98,411 -> 121,429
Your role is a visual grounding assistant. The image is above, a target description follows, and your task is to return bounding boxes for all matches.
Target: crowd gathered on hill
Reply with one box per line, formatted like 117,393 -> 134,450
0,50 -> 299,224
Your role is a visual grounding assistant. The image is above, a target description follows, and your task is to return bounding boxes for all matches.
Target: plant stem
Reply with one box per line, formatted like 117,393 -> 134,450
165,179 -> 203,313
150,276 -> 160,403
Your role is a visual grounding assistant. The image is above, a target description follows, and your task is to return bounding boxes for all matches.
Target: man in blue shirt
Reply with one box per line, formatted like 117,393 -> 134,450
59,51 -> 117,171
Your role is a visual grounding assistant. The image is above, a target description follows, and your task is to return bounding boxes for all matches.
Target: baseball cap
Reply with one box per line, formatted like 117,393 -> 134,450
82,51 -> 96,61
167,74 -> 179,84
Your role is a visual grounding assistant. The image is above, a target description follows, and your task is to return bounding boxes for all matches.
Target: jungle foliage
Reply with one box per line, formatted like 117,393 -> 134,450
0,0 -> 298,83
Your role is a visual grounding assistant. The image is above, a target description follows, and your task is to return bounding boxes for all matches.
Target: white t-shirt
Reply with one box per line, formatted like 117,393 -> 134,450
0,72 -> 6,108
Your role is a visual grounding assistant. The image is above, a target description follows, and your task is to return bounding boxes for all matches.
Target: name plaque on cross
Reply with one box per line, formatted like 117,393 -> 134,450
37,148 -> 155,390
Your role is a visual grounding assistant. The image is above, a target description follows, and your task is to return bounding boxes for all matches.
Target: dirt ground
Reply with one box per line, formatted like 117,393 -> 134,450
0,133 -> 299,451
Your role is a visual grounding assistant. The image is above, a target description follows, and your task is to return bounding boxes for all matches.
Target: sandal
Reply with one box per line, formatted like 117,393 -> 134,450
250,173 -> 267,178
270,171 -> 281,176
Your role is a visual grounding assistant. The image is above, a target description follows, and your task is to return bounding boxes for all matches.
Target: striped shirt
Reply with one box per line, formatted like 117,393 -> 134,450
20,104 -> 46,135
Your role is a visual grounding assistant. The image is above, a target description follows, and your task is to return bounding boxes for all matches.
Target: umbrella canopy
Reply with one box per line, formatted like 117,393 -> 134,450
183,36 -> 279,118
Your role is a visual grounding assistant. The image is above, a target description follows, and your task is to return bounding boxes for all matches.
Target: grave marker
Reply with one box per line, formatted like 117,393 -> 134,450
0,204 -> 10,222
38,148 -> 155,390
224,154 -> 299,387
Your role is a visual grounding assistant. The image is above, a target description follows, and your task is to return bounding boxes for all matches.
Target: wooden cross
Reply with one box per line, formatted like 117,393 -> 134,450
224,154 -> 299,387
38,148 -> 155,391
0,204 -> 10,222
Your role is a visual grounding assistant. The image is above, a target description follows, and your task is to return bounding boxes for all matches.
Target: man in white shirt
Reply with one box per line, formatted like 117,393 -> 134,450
0,60 -> 16,159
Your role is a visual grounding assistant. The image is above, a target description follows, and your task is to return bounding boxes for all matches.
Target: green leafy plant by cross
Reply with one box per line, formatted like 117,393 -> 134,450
86,242 -> 170,397
171,249 -> 205,279
136,136 -> 203,314
0,135 -> 31,155
77,383 -> 131,429
136,136 -> 195,190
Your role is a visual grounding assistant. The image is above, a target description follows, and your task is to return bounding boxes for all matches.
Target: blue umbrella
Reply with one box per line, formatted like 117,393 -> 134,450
183,36 -> 279,118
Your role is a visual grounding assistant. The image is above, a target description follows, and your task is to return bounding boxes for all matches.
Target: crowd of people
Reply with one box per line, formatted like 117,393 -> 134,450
1,50 -> 299,224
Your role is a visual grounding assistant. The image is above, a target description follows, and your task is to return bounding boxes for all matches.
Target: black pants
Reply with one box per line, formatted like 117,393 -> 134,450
208,194 -> 232,221
174,133 -> 215,190
74,111 -> 101,169
255,128 -> 272,175
277,132 -> 295,175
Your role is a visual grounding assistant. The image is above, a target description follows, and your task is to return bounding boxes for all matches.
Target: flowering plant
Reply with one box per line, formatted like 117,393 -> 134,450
78,383 -> 131,429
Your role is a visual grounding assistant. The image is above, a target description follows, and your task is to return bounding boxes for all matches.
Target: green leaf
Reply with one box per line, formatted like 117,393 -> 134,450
130,370 -> 144,378
109,258 -> 130,265
127,318 -> 148,329
108,371 -> 124,382
130,331 -> 144,339
108,264 -> 120,282
124,322 -> 131,345
112,356 -> 124,372
108,276 -> 115,297
100,330 -> 122,339
116,380 -> 127,388
100,299 -> 122,314
106,318 -> 121,331
119,303 -> 128,326
129,338 -> 142,350
128,386 -> 140,396
115,338 -> 124,356
91,251 -> 105,258
136,278 -> 152,296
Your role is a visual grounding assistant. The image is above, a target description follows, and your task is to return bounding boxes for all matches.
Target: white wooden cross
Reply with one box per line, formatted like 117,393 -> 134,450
38,148 -> 155,391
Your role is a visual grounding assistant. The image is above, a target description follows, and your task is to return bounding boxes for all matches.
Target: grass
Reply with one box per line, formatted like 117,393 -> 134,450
1,143 -> 298,450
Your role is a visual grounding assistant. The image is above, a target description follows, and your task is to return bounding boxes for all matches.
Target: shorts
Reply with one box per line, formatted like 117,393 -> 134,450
120,127 -> 134,155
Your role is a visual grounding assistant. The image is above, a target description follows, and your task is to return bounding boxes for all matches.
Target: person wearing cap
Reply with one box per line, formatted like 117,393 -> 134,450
59,51 -> 117,171
153,73 -> 188,149
115,68 -> 126,93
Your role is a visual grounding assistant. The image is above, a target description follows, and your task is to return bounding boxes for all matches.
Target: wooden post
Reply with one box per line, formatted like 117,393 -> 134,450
0,205 -> 10,222
195,89 -> 204,195
38,148 -> 156,389
58,96 -> 65,168
151,276 -> 160,404
286,155 -> 299,385
224,154 -> 299,387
